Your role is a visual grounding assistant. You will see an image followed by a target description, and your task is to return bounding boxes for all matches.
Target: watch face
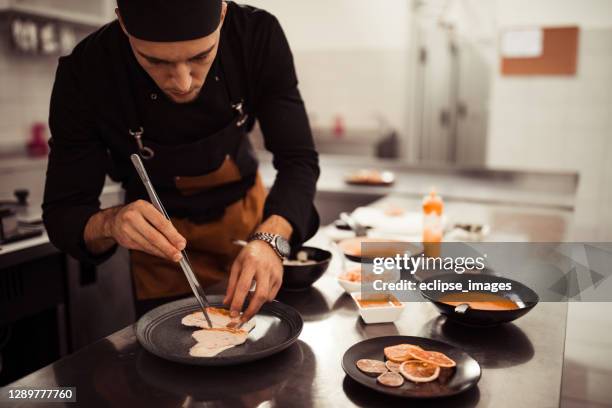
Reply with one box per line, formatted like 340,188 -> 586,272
274,236 -> 291,257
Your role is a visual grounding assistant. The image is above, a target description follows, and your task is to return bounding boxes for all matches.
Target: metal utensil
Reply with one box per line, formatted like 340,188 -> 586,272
130,154 -> 213,328
454,303 -> 470,314
340,212 -> 368,237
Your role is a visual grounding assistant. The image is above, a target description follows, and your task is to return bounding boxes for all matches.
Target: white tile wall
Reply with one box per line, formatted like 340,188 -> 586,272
1,8 -> 413,153
293,50 -> 409,138
562,303 -> 612,407
487,28 -> 612,240
0,36 -> 59,147
246,0 -> 411,51
496,0 -> 612,29
245,0 -> 414,152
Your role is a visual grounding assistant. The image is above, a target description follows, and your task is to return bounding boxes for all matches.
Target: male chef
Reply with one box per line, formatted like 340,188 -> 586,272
42,0 -> 319,321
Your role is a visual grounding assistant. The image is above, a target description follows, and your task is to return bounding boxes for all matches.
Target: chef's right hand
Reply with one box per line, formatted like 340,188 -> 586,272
107,200 -> 186,262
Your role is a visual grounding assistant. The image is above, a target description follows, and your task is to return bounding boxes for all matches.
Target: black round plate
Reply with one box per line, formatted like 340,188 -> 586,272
136,295 -> 303,366
339,239 -> 423,264
342,336 -> 481,399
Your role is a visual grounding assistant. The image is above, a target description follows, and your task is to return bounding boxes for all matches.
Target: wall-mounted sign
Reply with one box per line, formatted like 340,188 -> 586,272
9,14 -> 77,56
500,26 -> 579,76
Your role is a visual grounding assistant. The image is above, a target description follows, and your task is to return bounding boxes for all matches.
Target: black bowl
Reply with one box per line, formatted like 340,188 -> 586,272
281,246 -> 332,291
419,273 -> 539,327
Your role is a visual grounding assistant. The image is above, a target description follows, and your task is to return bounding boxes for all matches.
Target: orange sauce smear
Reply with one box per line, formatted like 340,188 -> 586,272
439,292 -> 519,311
357,295 -> 402,308
339,267 -> 361,282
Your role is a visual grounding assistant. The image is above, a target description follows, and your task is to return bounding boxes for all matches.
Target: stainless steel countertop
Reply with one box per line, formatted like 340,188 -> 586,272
0,155 -> 576,258
6,197 -> 571,407
5,281 -> 567,408
259,153 -> 578,210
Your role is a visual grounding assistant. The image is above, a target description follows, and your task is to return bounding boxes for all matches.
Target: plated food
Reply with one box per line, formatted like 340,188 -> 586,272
385,359 -> 402,373
337,237 -> 410,264
338,265 -> 394,284
337,263 -> 402,294
345,169 -> 395,186
407,348 -> 456,368
189,327 -> 250,357
384,343 -> 422,362
348,206 -> 429,237
355,359 -> 387,376
342,335 -> 481,399
182,307 -> 256,357
182,307 -> 255,330
339,266 -> 362,283
355,343 -> 456,388
399,360 -> 439,383
383,205 -> 406,217
136,296 -> 303,366
377,371 -> 405,387
337,267 -> 362,294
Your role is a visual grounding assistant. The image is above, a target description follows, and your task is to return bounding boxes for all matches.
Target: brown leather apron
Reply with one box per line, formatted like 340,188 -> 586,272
123,41 -> 264,300
131,167 -> 266,300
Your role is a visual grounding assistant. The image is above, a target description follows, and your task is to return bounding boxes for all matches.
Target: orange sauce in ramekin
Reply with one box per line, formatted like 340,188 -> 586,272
356,295 -> 402,308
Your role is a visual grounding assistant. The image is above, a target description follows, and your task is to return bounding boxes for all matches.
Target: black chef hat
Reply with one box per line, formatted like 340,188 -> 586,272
117,0 -> 222,42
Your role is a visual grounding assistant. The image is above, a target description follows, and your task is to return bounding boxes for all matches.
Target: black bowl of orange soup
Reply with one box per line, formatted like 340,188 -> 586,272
419,273 -> 539,327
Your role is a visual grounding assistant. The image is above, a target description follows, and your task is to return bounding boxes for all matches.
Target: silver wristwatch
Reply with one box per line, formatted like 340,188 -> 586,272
248,232 -> 291,260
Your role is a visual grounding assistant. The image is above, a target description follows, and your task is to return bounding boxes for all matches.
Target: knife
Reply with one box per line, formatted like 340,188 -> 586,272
130,154 -> 213,328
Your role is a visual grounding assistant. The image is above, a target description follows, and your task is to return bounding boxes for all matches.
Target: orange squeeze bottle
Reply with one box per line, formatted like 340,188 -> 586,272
422,189 -> 443,258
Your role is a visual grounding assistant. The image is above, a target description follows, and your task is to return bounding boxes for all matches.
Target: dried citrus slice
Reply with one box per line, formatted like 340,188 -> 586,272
355,359 -> 387,376
399,360 -> 440,383
384,344 -> 423,362
385,360 -> 402,373
377,371 -> 404,387
408,349 -> 456,368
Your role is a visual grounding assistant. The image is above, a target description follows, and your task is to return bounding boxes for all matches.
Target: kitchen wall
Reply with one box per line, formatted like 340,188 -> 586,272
255,0 -> 612,238
0,0 -> 114,148
0,23 -> 58,149
0,14 -> 101,151
247,0 -> 414,157
0,1 -> 414,157
485,0 -> 612,240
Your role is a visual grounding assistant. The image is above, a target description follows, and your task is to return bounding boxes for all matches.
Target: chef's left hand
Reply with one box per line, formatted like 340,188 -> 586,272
223,239 -> 283,322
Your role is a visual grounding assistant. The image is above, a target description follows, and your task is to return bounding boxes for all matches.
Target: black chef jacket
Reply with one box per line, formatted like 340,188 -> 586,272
42,2 -> 320,264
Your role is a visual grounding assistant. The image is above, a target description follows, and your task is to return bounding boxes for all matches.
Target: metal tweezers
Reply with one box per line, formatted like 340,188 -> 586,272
130,154 -> 213,328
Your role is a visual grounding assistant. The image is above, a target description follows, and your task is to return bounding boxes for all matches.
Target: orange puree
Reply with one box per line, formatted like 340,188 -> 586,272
357,295 -> 402,308
439,292 -> 518,311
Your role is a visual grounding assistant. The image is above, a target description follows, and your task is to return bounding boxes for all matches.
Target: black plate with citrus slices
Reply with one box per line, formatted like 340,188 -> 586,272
341,336 -> 481,399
